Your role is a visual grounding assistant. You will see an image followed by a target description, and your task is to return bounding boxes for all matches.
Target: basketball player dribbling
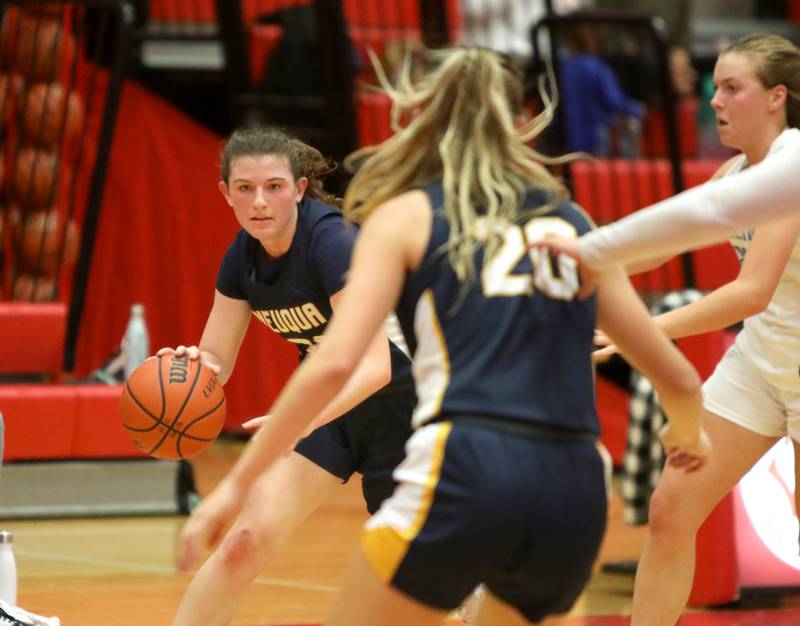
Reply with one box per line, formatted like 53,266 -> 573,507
159,127 -> 416,626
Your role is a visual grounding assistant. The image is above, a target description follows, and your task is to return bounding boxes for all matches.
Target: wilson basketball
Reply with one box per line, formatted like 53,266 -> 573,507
19,208 -> 80,275
23,82 -> 84,147
120,355 -> 226,460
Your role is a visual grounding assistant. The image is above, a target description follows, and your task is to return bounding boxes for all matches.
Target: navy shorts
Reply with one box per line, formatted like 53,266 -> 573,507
294,385 -> 415,513
361,418 -> 607,622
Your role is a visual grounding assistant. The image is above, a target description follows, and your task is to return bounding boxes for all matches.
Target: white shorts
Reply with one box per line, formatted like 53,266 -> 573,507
702,343 -> 800,440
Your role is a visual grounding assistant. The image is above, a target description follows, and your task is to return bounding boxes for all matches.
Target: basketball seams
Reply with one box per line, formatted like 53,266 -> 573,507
175,396 -> 227,458
157,355 -> 167,421
147,360 -> 204,457
122,381 -> 165,432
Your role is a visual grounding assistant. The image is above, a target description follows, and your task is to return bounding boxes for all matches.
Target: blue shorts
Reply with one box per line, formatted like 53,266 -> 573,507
294,385 -> 415,513
361,418 -> 607,621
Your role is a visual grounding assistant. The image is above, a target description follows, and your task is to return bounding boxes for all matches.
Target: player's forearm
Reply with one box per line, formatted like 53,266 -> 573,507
579,142 -> 800,270
653,282 -> 762,340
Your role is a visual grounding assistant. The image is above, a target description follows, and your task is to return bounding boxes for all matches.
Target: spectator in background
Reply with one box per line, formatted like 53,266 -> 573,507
592,0 -> 697,99
459,0 -> 588,61
560,24 -> 645,156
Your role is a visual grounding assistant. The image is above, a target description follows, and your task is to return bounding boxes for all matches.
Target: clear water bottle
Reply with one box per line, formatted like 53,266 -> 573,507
122,303 -> 150,380
0,531 -> 17,605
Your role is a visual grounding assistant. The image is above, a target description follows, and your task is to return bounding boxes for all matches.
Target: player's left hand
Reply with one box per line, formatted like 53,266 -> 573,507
241,415 -> 268,431
242,414 -> 319,440
592,329 -> 618,363
660,424 -> 711,473
176,478 -> 246,573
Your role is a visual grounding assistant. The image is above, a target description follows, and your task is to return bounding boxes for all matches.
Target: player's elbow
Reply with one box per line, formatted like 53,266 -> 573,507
740,287 -> 772,317
663,365 -> 702,399
318,355 -> 359,389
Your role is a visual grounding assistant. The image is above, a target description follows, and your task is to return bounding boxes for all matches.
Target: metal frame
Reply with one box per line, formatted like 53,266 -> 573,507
60,0 -> 137,370
531,11 -> 694,287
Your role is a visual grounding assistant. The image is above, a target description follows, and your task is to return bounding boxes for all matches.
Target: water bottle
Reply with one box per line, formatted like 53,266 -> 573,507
0,531 -> 17,606
122,303 -> 150,380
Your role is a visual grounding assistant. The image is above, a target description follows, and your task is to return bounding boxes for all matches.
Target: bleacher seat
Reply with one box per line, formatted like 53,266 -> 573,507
1,384 -> 145,462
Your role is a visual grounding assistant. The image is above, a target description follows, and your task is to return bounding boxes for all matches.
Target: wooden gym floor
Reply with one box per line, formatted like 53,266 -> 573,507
5,439 -> 800,626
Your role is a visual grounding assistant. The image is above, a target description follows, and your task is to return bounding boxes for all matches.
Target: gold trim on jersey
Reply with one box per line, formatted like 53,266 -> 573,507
360,422 -> 453,582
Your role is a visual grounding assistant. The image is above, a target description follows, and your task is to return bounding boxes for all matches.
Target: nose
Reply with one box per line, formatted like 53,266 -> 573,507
253,187 -> 267,208
710,89 -> 723,111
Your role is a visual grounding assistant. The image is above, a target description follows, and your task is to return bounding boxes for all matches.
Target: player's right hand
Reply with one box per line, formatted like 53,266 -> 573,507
156,345 -> 221,375
177,477 -> 246,573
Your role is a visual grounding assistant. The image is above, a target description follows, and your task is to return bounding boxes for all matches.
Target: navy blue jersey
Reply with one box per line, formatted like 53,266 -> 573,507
217,197 -> 411,386
395,183 -> 599,434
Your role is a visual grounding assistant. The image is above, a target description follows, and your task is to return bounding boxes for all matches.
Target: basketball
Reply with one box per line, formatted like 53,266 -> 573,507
12,14 -> 75,81
12,147 -> 59,208
120,355 -> 226,460
19,208 -> 80,275
11,272 -> 55,301
23,82 -> 84,147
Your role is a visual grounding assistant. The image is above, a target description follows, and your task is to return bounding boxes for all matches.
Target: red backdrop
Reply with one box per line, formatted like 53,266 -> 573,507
73,81 -> 298,427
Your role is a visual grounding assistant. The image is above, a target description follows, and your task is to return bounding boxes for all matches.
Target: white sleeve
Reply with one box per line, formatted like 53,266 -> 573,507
578,141 -> 800,271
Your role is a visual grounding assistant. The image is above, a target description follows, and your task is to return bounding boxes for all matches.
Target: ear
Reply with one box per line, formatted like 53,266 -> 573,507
218,180 -> 233,206
770,84 -> 788,112
295,176 -> 309,202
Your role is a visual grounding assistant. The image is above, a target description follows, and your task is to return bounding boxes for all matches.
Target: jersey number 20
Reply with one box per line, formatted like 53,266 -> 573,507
475,216 -> 580,300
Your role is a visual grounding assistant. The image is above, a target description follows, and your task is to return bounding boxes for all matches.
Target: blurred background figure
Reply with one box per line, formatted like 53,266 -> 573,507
559,23 -> 645,156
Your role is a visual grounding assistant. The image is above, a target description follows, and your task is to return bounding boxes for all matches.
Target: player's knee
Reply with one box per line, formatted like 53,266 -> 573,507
647,486 -> 699,537
218,525 -> 276,571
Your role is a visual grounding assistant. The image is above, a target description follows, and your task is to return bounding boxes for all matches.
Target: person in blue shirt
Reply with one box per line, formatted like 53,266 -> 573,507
177,49 -> 709,626
160,127 -> 415,626
560,25 -> 645,156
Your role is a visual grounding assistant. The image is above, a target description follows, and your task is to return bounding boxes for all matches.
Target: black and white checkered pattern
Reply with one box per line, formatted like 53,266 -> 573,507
620,289 -> 705,525
0,600 -> 60,626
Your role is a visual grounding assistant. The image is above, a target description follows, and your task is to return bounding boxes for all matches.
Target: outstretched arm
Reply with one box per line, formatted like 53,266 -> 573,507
579,139 -> 800,270
595,266 -> 710,470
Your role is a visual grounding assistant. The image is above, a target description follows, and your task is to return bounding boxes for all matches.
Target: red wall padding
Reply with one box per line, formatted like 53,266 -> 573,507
0,303 -> 66,376
73,81 -> 297,428
571,158 -> 740,293
0,384 -> 146,461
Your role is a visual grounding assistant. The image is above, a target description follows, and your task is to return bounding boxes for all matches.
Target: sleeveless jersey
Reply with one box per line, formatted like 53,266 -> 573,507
217,197 -> 411,386
395,183 -> 599,432
726,127 -> 800,392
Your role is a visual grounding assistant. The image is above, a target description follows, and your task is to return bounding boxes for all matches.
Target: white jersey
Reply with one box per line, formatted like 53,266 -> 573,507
579,129 -> 800,270
726,128 -> 800,391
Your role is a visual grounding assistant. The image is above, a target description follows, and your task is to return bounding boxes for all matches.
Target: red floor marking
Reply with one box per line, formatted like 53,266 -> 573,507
258,610 -> 800,626
560,608 -> 800,625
